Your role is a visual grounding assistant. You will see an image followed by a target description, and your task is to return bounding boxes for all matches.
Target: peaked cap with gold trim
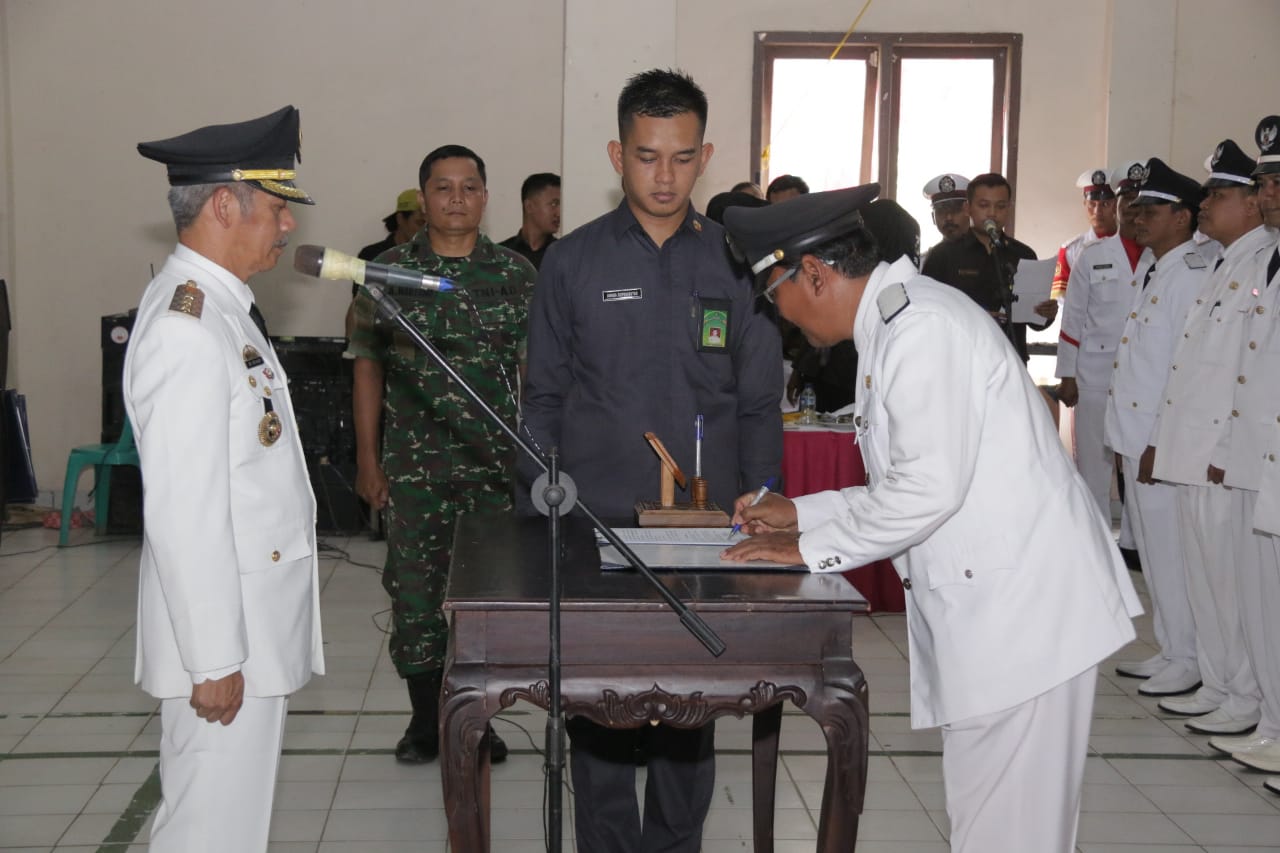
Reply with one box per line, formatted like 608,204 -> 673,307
138,105 -> 314,204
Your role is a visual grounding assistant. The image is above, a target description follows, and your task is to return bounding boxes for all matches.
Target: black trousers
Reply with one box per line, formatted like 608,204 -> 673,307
567,717 -> 715,853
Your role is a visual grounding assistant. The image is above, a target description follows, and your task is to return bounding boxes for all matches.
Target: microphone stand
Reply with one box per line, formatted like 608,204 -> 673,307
986,232 -> 1019,353
360,282 -> 726,853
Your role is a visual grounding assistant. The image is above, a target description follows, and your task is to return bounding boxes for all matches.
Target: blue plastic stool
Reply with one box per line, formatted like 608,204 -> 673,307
58,419 -> 140,546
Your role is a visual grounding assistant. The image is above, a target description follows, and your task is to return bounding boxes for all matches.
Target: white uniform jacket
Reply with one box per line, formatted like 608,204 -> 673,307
1054,227 -> 1108,295
1151,225 -> 1276,486
1195,232 -> 1224,267
1056,235 -> 1153,387
1063,228 -> 1103,268
794,258 -> 1141,729
124,244 -> 325,699
1104,240 -> 1210,460
1217,228 -> 1280,491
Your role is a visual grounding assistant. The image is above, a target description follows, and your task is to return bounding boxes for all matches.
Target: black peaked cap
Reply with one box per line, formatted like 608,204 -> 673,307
138,105 -> 314,204
1133,158 -> 1203,209
723,184 -> 881,282
1203,139 -> 1256,189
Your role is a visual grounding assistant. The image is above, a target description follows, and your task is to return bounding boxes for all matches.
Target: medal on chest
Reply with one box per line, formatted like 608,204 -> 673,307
258,409 -> 283,446
244,344 -> 283,447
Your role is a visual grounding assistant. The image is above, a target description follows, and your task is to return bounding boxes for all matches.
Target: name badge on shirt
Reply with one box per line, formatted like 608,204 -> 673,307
602,288 -> 643,302
697,296 -> 731,352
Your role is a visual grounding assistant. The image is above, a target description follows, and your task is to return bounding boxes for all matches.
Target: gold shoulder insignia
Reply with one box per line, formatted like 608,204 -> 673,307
168,281 -> 204,318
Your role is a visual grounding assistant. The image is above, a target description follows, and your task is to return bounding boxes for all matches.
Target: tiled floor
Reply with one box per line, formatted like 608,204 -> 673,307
1,524 -> 1278,851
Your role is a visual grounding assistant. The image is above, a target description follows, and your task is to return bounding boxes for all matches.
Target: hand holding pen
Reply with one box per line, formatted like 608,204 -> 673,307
727,476 -> 791,537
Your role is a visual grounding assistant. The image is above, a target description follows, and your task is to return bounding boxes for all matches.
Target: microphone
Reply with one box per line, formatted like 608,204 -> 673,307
293,245 -> 455,292
981,219 -> 1005,247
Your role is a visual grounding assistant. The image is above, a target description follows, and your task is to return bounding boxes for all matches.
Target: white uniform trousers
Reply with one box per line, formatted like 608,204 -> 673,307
1239,492 -> 1280,739
149,695 -> 288,853
1177,485 -> 1259,718
1122,457 -> 1197,666
1118,493 -> 1135,549
1073,387 -> 1113,521
942,666 -> 1096,853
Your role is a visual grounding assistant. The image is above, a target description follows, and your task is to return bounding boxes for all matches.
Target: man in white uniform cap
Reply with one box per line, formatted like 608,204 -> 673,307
721,183 -> 1141,853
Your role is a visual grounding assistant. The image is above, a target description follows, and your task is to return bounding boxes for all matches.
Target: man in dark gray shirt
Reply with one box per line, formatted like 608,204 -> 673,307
521,69 -> 782,852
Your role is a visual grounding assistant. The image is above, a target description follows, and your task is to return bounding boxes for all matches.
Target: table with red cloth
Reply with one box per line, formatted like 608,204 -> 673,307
781,425 -> 906,613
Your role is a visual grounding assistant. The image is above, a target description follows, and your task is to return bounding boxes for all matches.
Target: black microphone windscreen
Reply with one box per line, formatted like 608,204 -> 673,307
293,244 -> 325,277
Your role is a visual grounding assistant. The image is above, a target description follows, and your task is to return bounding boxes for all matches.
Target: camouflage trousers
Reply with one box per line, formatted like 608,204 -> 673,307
383,478 -> 512,677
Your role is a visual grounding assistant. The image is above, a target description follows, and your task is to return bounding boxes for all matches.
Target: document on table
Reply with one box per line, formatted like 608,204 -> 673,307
1011,258 -> 1056,324
597,528 -> 807,572
595,527 -> 744,546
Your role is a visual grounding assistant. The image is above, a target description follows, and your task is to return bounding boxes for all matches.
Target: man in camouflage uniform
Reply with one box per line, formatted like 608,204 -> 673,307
348,144 -> 535,764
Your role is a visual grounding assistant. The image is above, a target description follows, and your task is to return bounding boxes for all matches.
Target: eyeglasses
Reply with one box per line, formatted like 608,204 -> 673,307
761,266 -> 799,304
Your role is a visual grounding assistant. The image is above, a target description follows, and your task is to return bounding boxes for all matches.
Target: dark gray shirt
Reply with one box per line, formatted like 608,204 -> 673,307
521,201 -> 783,518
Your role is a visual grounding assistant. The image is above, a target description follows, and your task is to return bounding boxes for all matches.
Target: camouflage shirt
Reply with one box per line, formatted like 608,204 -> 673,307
346,230 -> 536,484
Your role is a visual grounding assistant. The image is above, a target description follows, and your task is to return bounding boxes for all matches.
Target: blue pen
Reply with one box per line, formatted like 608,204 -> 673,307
694,415 -> 704,478
729,477 -> 777,538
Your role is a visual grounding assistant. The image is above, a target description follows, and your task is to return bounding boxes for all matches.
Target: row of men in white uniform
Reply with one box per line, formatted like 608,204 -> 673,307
1052,117 -> 1280,790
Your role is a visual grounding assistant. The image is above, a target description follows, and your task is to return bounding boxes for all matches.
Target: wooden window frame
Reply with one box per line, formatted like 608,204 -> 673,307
752,31 -> 1022,222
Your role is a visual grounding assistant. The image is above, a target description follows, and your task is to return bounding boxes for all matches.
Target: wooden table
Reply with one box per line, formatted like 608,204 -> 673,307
440,513 -> 870,851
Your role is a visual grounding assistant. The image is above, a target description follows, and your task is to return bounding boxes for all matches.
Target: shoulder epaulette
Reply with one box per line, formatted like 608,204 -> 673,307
877,282 -> 910,324
1184,252 -> 1207,270
167,281 -> 204,318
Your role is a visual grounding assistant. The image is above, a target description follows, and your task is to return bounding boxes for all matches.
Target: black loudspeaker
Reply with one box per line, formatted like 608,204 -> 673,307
2,390 -> 38,504
271,337 -> 364,534
1,279 -> 10,525
101,311 -> 143,532
0,279 -> 11,389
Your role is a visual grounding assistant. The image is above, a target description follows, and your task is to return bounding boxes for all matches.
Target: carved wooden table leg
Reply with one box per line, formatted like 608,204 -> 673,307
751,702 -> 783,853
440,671 -> 494,852
803,663 -> 870,852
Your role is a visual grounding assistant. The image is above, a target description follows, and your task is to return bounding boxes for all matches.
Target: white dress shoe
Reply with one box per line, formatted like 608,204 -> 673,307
1158,693 -> 1220,716
1233,740 -> 1280,773
1209,733 -> 1275,754
1265,777 -> 1280,796
1138,661 -> 1202,696
1115,653 -> 1165,679
1185,707 -> 1261,735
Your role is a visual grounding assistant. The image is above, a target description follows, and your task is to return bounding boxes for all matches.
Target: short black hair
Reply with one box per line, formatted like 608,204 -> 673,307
862,199 -> 921,267
381,209 -> 418,234
1166,202 -> 1198,240
766,174 -> 810,199
798,226 -> 882,281
418,144 -> 487,190
731,181 -> 761,195
520,172 -> 561,201
967,172 -> 1012,203
617,68 -> 708,140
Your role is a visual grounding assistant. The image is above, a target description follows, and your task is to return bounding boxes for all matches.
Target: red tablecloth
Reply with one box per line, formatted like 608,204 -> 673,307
782,428 -> 906,613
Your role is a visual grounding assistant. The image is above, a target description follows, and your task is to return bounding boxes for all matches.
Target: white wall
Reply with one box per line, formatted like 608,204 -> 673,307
2,0 -> 564,489
0,1 -> 13,347
561,0 -> 674,230
1170,0 -> 1280,172
1,0 -> 1275,490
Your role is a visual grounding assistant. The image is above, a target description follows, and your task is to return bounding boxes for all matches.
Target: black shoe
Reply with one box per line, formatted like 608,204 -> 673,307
395,732 -> 439,764
1120,546 -> 1142,572
396,670 -> 441,764
488,726 -> 508,763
